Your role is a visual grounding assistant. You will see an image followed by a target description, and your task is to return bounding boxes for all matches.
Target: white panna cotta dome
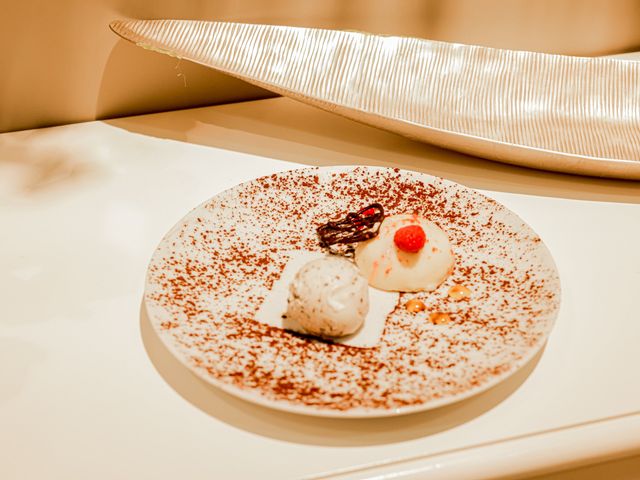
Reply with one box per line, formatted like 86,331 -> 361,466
355,214 -> 454,292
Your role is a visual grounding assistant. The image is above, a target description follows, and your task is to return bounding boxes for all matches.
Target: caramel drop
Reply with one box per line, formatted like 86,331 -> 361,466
448,284 -> 471,301
429,312 -> 451,325
405,299 -> 426,313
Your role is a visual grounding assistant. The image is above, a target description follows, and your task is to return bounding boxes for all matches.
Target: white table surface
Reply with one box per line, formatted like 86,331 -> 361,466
1,97 -> 639,480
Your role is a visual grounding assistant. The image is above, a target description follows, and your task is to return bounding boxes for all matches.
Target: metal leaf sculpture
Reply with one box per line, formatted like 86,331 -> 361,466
110,19 -> 640,179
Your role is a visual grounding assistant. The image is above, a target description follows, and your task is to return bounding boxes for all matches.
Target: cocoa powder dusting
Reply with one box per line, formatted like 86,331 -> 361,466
145,167 -> 560,413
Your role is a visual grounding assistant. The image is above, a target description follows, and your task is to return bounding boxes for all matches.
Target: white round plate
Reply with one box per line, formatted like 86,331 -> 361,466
144,166 -> 561,418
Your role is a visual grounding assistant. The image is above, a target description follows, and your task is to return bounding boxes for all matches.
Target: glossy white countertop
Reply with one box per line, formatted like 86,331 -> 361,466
1,97 -> 639,480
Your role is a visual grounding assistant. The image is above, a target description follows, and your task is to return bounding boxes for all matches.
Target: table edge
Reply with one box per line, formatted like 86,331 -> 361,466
316,411 -> 640,479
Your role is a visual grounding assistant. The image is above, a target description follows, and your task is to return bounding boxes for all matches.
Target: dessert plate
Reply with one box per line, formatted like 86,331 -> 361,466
144,166 -> 561,417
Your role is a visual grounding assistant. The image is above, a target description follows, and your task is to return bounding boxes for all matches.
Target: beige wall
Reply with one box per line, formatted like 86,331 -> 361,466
2,0 -> 640,133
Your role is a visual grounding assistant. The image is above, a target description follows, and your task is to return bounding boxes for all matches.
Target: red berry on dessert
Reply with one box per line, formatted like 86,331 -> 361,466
394,225 -> 426,253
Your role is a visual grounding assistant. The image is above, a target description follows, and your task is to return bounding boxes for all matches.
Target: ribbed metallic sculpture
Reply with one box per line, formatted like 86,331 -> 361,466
110,19 -> 640,179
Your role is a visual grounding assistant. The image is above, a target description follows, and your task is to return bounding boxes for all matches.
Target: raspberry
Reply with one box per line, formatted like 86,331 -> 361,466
361,208 -> 376,216
393,225 -> 426,253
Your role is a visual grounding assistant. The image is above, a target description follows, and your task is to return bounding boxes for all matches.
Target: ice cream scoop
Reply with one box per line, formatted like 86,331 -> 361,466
284,256 -> 369,337
355,214 -> 454,292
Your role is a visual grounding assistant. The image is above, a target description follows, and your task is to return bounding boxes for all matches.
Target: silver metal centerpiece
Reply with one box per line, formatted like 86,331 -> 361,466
110,19 -> 640,179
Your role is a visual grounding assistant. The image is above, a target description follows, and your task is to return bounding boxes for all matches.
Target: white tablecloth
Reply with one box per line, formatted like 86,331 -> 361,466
1,97 -> 639,479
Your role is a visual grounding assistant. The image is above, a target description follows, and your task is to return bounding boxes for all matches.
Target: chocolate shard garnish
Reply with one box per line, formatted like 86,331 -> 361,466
317,203 -> 385,253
